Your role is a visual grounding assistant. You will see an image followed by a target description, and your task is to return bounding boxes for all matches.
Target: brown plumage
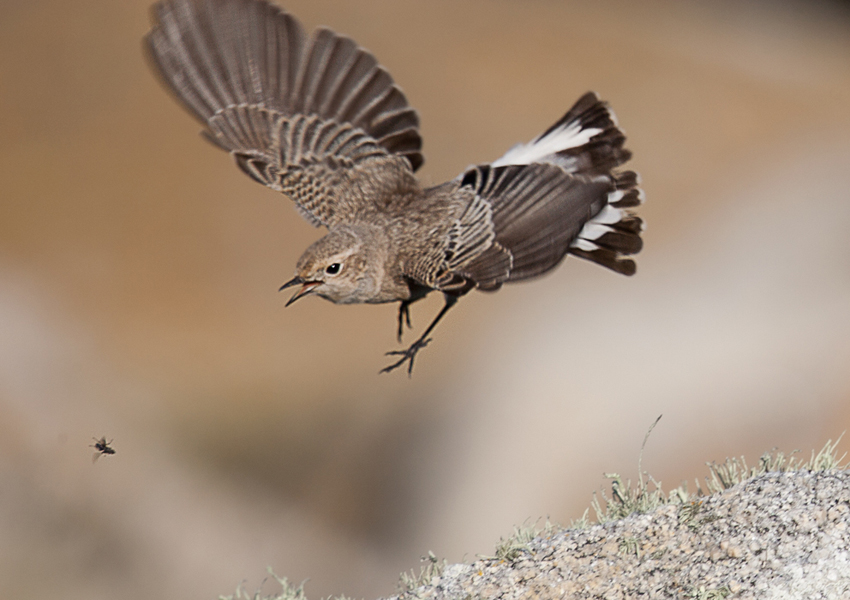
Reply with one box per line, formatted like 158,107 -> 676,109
145,0 -> 645,374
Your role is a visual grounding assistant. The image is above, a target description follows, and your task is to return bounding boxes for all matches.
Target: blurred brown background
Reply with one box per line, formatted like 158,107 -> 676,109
2,0 -> 850,598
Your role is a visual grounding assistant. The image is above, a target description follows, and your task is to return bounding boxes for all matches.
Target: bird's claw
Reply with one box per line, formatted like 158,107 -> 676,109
380,338 -> 432,376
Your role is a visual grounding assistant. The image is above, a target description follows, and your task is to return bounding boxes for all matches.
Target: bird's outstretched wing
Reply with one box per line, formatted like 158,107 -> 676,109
432,92 -> 644,293
146,0 -> 423,228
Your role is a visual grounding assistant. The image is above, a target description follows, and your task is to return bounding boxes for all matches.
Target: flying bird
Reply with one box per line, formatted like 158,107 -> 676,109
145,0 -> 644,374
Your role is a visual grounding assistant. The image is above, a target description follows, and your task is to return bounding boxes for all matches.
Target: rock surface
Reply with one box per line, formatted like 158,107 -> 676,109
391,470 -> 850,600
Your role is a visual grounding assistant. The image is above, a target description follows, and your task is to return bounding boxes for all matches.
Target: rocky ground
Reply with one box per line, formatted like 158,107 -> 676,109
389,469 -> 850,600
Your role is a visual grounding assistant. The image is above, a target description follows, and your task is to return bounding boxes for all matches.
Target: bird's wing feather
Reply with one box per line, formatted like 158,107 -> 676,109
146,0 -> 423,228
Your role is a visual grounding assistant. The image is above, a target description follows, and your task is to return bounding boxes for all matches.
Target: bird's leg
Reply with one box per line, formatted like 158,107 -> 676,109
381,295 -> 458,376
396,300 -> 414,342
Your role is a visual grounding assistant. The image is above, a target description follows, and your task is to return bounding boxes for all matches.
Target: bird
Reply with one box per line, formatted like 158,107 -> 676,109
145,0 -> 644,375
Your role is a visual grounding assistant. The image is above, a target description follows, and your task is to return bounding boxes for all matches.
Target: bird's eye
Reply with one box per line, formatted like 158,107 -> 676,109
325,263 -> 341,275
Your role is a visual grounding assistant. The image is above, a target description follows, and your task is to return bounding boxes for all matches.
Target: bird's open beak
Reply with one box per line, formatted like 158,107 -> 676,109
280,276 -> 320,306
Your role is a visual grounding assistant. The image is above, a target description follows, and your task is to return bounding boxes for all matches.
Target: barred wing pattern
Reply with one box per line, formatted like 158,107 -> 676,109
435,92 -> 644,293
146,0 -> 423,227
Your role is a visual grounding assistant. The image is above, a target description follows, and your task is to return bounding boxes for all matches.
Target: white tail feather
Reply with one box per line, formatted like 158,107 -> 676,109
571,196 -> 633,247
571,238 -> 599,251
576,222 -> 614,241
590,204 -> 624,225
492,122 -> 602,167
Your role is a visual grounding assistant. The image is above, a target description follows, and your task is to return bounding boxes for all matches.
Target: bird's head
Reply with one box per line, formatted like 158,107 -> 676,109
280,225 -> 385,305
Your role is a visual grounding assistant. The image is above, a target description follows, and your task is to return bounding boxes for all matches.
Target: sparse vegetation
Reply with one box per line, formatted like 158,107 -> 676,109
701,436 -> 846,494
686,585 -> 731,599
219,568 -> 307,600
618,536 -> 641,559
398,551 -> 446,594
475,519 -> 558,563
494,522 -> 539,561
589,433 -> 846,526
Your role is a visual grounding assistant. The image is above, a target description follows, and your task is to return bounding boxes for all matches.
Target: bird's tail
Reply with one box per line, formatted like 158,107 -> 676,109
495,92 -> 645,275
491,91 -> 631,176
455,93 -> 644,287
567,169 -> 645,276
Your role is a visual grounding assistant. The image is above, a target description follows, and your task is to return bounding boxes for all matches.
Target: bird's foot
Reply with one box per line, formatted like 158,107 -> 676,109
380,337 -> 432,376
